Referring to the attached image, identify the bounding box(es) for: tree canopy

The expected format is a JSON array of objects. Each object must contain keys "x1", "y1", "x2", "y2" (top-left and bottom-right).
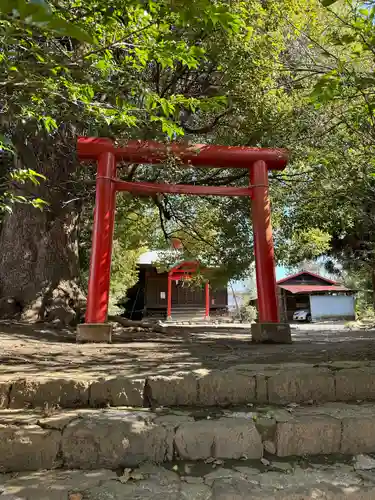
[
  {"x1": 1, "y1": 0, "x2": 375, "y2": 321},
  {"x1": 277, "y1": 0, "x2": 375, "y2": 303}
]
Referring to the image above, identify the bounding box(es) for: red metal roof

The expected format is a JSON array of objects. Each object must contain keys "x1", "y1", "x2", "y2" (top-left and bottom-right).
[
  {"x1": 278, "y1": 284, "x2": 352, "y2": 294},
  {"x1": 277, "y1": 271, "x2": 337, "y2": 285}
]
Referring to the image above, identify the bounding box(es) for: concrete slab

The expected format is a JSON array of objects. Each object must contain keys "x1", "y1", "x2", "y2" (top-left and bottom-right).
[
  {"x1": 76, "y1": 323, "x2": 112, "y2": 343},
  {"x1": 251, "y1": 323, "x2": 292, "y2": 344}
]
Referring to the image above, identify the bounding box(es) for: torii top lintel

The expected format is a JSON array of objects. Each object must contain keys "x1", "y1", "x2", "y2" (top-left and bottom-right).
[{"x1": 77, "y1": 137, "x2": 289, "y2": 171}]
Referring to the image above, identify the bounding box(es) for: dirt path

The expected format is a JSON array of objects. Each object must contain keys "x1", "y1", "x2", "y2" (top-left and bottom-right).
[{"x1": 0, "y1": 321, "x2": 374, "y2": 380}]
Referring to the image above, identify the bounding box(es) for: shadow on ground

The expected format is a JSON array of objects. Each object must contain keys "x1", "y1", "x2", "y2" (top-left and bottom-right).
[{"x1": 0, "y1": 321, "x2": 374, "y2": 379}]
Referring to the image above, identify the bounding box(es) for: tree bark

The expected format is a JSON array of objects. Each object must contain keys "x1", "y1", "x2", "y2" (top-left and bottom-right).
[
  {"x1": 108, "y1": 315, "x2": 193, "y2": 341},
  {"x1": 108, "y1": 315, "x2": 176, "y2": 334},
  {"x1": 0, "y1": 129, "x2": 86, "y2": 324}
]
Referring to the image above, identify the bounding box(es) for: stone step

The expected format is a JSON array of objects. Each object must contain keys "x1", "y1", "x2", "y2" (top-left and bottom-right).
[
  {"x1": 2, "y1": 361, "x2": 375, "y2": 410},
  {"x1": 2, "y1": 403, "x2": 375, "y2": 471},
  {"x1": 2, "y1": 460, "x2": 375, "y2": 499},
  {"x1": 167, "y1": 310, "x2": 208, "y2": 322},
  {"x1": 166, "y1": 318, "x2": 209, "y2": 323}
]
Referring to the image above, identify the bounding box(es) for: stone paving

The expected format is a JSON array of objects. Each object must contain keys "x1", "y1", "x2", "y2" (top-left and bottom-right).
[
  {"x1": 2, "y1": 461, "x2": 375, "y2": 499},
  {"x1": 3, "y1": 324, "x2": 375, "y2": 497},
  {"x1": 2, "y1": 404, "x2": 375, "y2": 471},
  {"x1": 2, "y1": 361, "x2": 375, "y2": 410}
]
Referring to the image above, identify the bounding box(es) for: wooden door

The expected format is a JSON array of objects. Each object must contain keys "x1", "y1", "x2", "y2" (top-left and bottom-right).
[{"x1": 172, "y1": 281, "x2": 205, "y2": 306}]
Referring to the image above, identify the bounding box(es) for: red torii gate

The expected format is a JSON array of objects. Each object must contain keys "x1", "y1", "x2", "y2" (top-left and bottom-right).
[
  {"x1": 76, "y1": 137, "x2": 292, "y2": 343},
  {"x1": 167, "y1": 260, "x2": 209, "y2": 320}
]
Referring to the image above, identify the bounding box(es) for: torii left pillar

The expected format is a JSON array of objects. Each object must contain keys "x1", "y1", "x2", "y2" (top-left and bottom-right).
[{"x1": 76, "y1": 149, "x2": 117, "y2": 343}]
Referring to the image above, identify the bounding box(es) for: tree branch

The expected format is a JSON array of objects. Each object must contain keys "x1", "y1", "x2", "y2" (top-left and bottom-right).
[{"x1": 181, "y1": 109, "x2": 229, "y2": 134}]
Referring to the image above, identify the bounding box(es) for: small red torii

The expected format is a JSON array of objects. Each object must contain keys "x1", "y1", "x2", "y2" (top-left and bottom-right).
[{"x1": 76, "y1": 137, "x2": 292, "y2": 343}]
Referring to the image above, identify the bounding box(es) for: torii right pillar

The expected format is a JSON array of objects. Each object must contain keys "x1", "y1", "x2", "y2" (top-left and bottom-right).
[{"x1": 250, "y1": 160, "x2": 292, "y2": 344}]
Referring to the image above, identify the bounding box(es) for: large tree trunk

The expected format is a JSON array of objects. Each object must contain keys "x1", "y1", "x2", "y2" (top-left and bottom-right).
[{"x1": 0, "y1": 129, "x2": 86, "y2": 324}]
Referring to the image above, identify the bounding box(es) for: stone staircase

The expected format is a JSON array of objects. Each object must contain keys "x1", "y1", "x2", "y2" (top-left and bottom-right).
[
  {"x1": 167, "y1": 306, "x2": 207, "y2": 323},
  {"x1": 3, "y1": 362, "x2": 375, "y2": 498},
  {"x1": 3, "y1": 401, "x2": 375, "y2": 471}
]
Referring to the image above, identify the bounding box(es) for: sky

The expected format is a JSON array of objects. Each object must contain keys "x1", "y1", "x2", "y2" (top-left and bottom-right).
[
  {"x1": 231, "y1": 265, "x2": 288, "y2": 292},
  {"x1": 228, "y1": 265, "x2": 289, "y2": 309}
]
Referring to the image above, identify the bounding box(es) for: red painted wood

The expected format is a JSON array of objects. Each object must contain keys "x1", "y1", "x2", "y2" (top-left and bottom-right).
[
  {"x1": 169, "y1": 260, "x2": 200, "y2": 272},
  {"x1": 115, "y1": 180, "x2": 251, "y2": 197},
  {"x1": 250, "y1": 160, "x2": 279, "y2": 323},
  {"x1": 78, "y1": 136, "x2": 289, "y2": 327},
  {"x1": 169, "y1": 273, "x2": 194, "y2": 280},
  {"x1": 205, "y1": 282, "x2": 210, "y2": 318},
  {"x1": 167, "y1": 275, "x2": 172, "y2": 319},
  {"x1": 77, "y1": 137, "x2": 288, "y2": 171},
  {"x1": 85, "y1": 151, "x2": 117, "y2": 324}
]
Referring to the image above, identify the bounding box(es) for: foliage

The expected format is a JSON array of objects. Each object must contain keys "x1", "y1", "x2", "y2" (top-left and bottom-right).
[
  {"x1": 169, "y1": 0, "x2": 374, "y2": 307},
  {"x1": 239, "y1": 303, "x2": 257, "y2": 323},
  {"x1": 0, "y1": 0, "x2": 242, "y2": 215},
  {"x1": 0, "y1": 0, "x2": 92, "y2": 212},
  {"x1": 127, "y1": 0, "x2": 326, "y2": 282},
  {"x1": 309, "y1": 0, "x2": 375, "y2": 141},
  {"x1": 0, "y1": 0, "x2": 242, "y2": 139},
  {"x1": 5, "y1": 0, "x2": 375, "y2": 313},
  {"x1": 277, "y1": 229, "x2": 332, "y2": 267},
  {"x1": 79, "y1": 194, "x2": 159, "y2": 301},
  {"x1": 0, "y1": 166, "x2": 47, "y2": 215},
  {"x1": 341, "y1": 267, "x2": 373, "y2": 318},
  {"x1": 268, "y1": 0, "x2": 375, "y2": 297},
  {"x1": 0, "y1": 0, "x2": 92, "y2": 41},
  {"x1": 109, "y1": 197, "x2": 159, "y2": 305},
  {"x1": 151, "y1": 195, "x2": 254, "y2": 285}
]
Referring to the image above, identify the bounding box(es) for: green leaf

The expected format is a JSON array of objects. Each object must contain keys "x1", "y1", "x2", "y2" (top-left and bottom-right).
[
  {"x1": 0, "y1": 0, "x2": 18, "y2": 15},
  {"x1": 11, "y1": 169, "x2": 46, "y2": 185},
  {"x1": 31, "y1": 198, "x2": 49, "y2": 210},
  {"x1": 320, "y1": 0, "x2": 338, "y2": 6},
  {"x1": 359, "y1": 8, "x2": 369, "y2": 17},
  {"x1": 160, "y1": 98, "x2": 170, "y2": 117},
  {"x1": 351, "y1": 42, "x2": 364, "y2": 55},
  {"x1": 29, "y1": 170, "x2": 46, "y2": 181},
  {"x1": 43, "y1": 18, "x2": 93, "y2": 43},
  {"x1": 3, "y1": 0, "x2": 93, "y2": 42},
  {"x1": 13, "y1": 195, "x2": 27, "y2": 202},
  {"x1": 95, "y1": 59, "x2": 108, "y2": 71},
  {"x1": 340, "y1": 34, "x2": 356, "y2": 45},
  {"x1": 0, "y1": 134, "x2": 13, "y2": 153},
  {"x1": 40, "y1": 116, "x2": 57, "y2": 133}
]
